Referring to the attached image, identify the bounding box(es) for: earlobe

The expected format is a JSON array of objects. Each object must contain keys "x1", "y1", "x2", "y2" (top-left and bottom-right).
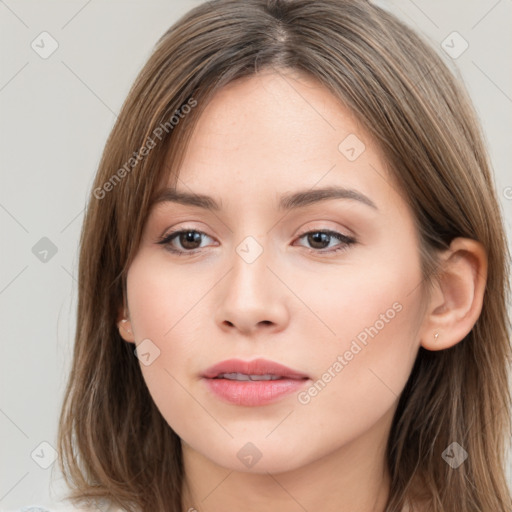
[
  {"x1": 420, "y1": 237, "x2": 487, "y2": 352},
  {"x1": 117, "y1": 306, "x2": 136, "y2": 344}
]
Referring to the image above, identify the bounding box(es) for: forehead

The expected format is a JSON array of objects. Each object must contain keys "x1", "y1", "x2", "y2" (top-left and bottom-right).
[
  {"x1": 182, "y1": 70, "x2": 364, "y2": 167},
  {"x1": 162, "y1": 70, "x2": 401, "y2": 216}
]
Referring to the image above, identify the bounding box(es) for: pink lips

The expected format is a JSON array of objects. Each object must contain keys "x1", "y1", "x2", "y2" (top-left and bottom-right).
[{"x1": 201, "y1": 358, "x2": 310, "y2": 406}]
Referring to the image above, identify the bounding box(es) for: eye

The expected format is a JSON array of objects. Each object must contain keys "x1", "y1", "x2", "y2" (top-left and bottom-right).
[
  {"x1": 156, "y1": 228, "x2": 215, "y2": 255},
  {"x1": 294, "y1": 229, "x2": 356, "y2": 255},
  {"x1": 156, "y1": 227, "x2": 356, "y2": 256}
]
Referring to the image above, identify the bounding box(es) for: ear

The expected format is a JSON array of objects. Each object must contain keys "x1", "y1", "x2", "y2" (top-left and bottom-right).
[
  {"x1": 419, "y1": 237, "x2": 488, "y2": 351},
  {"x1": 117, "y1": 303, "x2": 135, "y2": 344}
]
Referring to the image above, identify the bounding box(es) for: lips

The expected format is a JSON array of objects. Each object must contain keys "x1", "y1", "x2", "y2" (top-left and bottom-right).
[
  {"x1": 201, "y1": 358, "x2": 310, "y2": 406},
  {"x1": 201, "y1": 358, "x2": 309, "y2": 380}
]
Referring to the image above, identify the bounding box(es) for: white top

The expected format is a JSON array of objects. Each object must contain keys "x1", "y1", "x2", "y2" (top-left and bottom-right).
[
  {"x1": 7, "y1": 506, "x2": 123, "y2": 512},
  {"x1": 10, "y1": 502, "x2": 414, "y2": 512}
]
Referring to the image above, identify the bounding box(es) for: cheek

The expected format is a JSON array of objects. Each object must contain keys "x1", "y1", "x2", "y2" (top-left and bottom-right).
[
  {"x1": 294, "y1": 249, "x2": 424, "y2": 431},
  {"x1": 300, "y1": 245, "x2": 423, "y2": 354},
  {"x1": 125, "y1": 253, "x2": 216, "y2": 429},
  {"x1": 126, "y1": 251, "x2": 210, "y2": 341}
]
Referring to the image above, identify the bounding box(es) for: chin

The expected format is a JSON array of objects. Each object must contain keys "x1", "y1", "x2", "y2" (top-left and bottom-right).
[{"x1": 191, "y1": 436, "x2": 317, "y2": 475}]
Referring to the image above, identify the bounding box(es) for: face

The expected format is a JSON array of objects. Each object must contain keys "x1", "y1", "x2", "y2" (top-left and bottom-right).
[{"x1": 120, "y1": 69, "x2": 428, "y2": 474}]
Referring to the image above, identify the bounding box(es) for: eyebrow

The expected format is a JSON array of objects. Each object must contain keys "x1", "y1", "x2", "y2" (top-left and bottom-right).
[{"x1": 151, "y1": 186, "x2": 378, "y2": 211}]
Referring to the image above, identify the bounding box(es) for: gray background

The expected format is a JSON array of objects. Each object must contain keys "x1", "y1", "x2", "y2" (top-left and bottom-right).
[{"x1": 1, "y1": 0, "x2": 511, "y2": 508}]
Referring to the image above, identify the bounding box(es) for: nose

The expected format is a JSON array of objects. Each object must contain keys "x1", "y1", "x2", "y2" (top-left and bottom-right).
[{"x1": 214, "y1": 242, "x2": 290, "y2": 336}]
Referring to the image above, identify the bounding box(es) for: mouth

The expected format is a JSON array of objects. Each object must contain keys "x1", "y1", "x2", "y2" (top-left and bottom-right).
[
  {"x1": 214, "y1": 372, "x2": 288, "y2": 381},
  {"x1": 201, "y1": 358, "x2": 310, "y2": 406}
]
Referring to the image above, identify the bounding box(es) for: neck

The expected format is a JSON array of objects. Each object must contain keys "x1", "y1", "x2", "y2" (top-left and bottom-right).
[{"x1": 181, "y1": 414, "x2": 392, "y2": 512}]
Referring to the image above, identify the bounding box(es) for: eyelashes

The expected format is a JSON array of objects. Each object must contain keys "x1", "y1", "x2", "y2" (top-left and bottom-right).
[
  {"x1": 157, "y1": 229, "x2": 213, "y2": 256},
  {"x1": 155, "y1": 228, "x2": 356, "y2": 257}
]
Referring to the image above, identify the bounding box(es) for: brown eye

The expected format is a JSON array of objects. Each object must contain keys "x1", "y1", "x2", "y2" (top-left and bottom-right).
[
  {"x1": 156, "y1": 229, "x2": 213, "y2": 255},
  {"x1": 176, "y1": 231, "x2": 203, "y2": 250},
  {"x1": 306, "y1": 232, "x2": 332, "y2": 249},
  {"x1": 295, "y1": 230, "x2": 356, "y2": 255}
]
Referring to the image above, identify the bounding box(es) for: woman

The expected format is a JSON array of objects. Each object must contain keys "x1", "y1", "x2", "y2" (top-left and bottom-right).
[{"x1": 52, "y1": 0, "x2": 512, "y2": 510}]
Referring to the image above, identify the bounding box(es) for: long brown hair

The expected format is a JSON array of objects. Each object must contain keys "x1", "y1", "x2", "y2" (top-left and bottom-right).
[{"x1": 57, "y1": 1, "x2": 512, "y2": 510}]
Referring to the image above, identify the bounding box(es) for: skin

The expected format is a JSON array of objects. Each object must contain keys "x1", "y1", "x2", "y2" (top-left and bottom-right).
[{"x1": 117, "y1": 69, "x2": 487, "y2": 512}]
